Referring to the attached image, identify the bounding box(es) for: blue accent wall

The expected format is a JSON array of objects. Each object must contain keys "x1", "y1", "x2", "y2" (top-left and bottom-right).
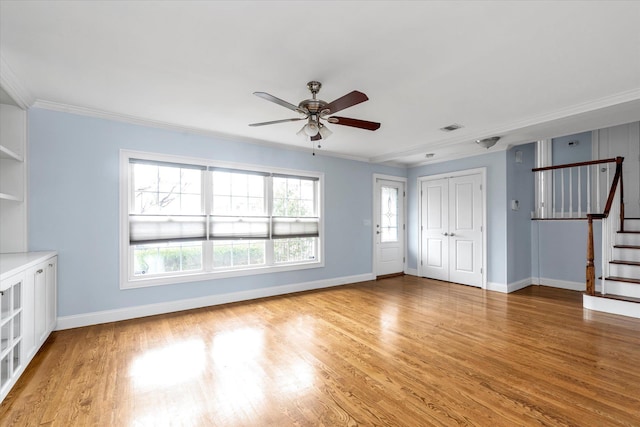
[{"x1": 28, "y1": 108, "x2": 405, "y2": 317}]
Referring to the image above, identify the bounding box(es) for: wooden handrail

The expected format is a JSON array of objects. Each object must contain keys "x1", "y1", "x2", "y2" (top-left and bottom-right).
[
  {"x1": 585, "y1": 156, "x2": 624, "y2": 296},
  {"x1": 532, "y1": 157, "x2": 618, "y2": 172}
]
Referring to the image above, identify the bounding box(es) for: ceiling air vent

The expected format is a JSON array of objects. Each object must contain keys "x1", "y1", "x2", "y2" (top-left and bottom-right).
[{"x1": 440, "y1": 123, "x2": 463, "y2": 132}]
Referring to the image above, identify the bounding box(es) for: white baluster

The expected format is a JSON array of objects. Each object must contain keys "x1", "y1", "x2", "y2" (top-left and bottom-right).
[
  {"x1": 569, "y1": 167, "x2": 573, "y2": 217},
  {"x1": 577, "y1": 166, "x2": 581, "y2": 218},
  {"x1": 587, "y1": 166, "x2": 591, "y2": 214},
  {"x1": 561, "y1": 169, "x2": 565, "y2": 218}
]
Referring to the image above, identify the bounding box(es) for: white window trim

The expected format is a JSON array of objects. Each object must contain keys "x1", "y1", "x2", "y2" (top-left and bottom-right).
[{"x1": 119, "y1": 149, "x2": 325, "y2": 289}]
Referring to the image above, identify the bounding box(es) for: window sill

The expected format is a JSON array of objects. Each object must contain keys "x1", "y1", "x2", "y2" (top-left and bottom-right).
[{"x1": 121, "y1": 259, "x2": 324, "y2": 290}]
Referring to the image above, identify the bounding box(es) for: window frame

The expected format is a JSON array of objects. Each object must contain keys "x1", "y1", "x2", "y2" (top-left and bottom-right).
[{"x1": 120, "y1": 149, "x2": 324, "y2": 289}]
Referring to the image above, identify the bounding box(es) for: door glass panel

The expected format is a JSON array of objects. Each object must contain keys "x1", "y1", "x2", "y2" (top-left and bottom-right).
[{"x1": 381, "y1": 186, "x2": 398, "y2": 242}]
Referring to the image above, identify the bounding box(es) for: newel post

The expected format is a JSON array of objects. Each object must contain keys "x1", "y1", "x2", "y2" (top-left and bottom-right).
[{"x1": 586, "y1": 215, "x2": 595, "y2": 296}]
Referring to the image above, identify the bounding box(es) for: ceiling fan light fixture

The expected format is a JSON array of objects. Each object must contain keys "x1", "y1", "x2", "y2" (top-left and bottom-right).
[
  {"x1": 318, "y1": 124, "x2": 332, "y2": 140},
  {"x1": 476, "y1": 136, "x2": 500, "y2": 149},
  {"x1": 304, "y1": 121, "x2": 319, "y2": 136},
  {"x1": 297, "y1": 125, "x2": 308, "y2": 138}
]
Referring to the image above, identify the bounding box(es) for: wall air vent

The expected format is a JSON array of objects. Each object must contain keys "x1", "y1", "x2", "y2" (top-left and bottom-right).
[{"x1": 440, "y1": 123, "x2": 463, "y2": 132}]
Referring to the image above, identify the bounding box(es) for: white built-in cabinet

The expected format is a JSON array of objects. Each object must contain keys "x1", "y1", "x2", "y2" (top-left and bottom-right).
[
  {"x1": 0, "y1": 252, "x2": 57, "y2": 403},
  {"x1": 0, "y1": 103, "x2": 28, "y2": 253}
]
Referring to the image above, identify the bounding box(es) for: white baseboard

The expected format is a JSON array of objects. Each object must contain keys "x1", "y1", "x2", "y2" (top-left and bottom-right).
[
  {"x1": 583, "y1": 294, "x2": 640, "y2": 319},
  {"x1": 486, "y1": 281, "x2": 508, "y2": 293},
  {"x1": 405, "y1": 268, "x2": 419, "y2": 276},
  {"x1": 538, "y1": 277, "x2": 586, "y2": 292},
  {"x1": 56, "y1": 273, "x2": 375, "y2": 330},
  {"x1": 508, "y1": 278, "x2": 534, "y2": 293},
  {"x1": 486, "y1": 278, "x2": 534, "y2": 293}
]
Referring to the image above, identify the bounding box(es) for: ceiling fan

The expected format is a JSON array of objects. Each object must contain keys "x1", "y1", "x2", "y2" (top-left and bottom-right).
[{"x1": 249, "y1": 81, "x2": 381, "y2": 142}]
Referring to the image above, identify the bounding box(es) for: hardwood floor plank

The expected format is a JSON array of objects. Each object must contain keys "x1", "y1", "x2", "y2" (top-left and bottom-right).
[{"x1": 1, "y1": 277, "x2": 639, "y2": 426}]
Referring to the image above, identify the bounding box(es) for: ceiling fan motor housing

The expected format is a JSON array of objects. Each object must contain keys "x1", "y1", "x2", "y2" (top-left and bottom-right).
[{"x1": 300, "y1": 81, "x2": 328, "y2": 115}]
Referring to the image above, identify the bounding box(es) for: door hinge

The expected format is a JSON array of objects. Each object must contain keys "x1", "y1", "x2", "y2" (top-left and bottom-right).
[
  {"x1": 480, "y1": 226, "x2": 483, "y2": 232},
  {"x1": 403, "y1": 257, "x2": 405, "y2": 263},
  {"x1": 481, "y1": 268, "x2": 483, "y2": 274},
  {"x1": 403, "y1": 191, "x2": 406, "y2": 197},
  {"x1": 403, "y1": 224, "x2": 405, "y2": 230},
  {"x1": 421, "y1": 260, "x2": 423, "y2": 266},
  {"x1": 480, "y1": 184, "x2": 483, "y2": 191}
]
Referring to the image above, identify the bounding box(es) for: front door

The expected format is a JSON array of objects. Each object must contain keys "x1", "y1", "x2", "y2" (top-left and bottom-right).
[{"x1": 374, "y1": 178, "x2": 405, "y2": 276}]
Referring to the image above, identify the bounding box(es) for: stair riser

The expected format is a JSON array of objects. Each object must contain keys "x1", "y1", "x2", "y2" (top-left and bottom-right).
[
  {"x1": 602, "y1": 280, "x2": 640, "y2": 299},
  {"x1": 608, "y1": 263, "x2": 640, "y2": 278},
  {"x1": 623, "y1": 220, "x2": 640, "y2": 232},
  {"x1": 613, "y1": 248, "x2": 640, "y2": 262},
  {"x1": 617, "y1": 233, "x2": 640, "y2": 246}
]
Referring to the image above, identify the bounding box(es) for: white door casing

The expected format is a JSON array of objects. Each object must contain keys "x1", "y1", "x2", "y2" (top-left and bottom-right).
[
  {"x1": 419, "y1": 170, "x2": 485, "y2": 288},
  {"x1": 374, "y1": 176, "x2": 406, "y2": 276}
]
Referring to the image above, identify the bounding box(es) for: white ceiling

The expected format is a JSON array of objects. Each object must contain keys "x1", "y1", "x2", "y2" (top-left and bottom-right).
[{"x1": 1, "y1": 1, "x2": 639, "y2": 166}]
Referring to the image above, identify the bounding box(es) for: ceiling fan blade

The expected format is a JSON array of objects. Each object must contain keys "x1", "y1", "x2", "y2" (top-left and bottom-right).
[
  {"x1": 253, "y1": 92, "x2": 307, "y2": 114},
  {"x1": 329, "y1": 116, "x2": 381, "y2": 131},
  {"x1": 323, "y1": 91, "x2": 369, "y2": 114},
  {"x1": 249, "y1": 117, "x2": 305, "y2": 127}
]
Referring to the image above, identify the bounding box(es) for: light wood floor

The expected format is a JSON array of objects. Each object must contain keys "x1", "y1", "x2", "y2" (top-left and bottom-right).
[{"x1": 1, "y1": 276, "x2": 640, "y2": 426}]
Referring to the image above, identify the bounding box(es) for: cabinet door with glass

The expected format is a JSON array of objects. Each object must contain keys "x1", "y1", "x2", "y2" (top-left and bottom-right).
[{"x1": 0, "y1": 272, "x2": 24, "y2": 401}]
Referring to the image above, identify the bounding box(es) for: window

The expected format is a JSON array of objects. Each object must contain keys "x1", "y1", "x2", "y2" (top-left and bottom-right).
[{"x1": 121, "y1": 151, "x2": 323, "y2": 288}]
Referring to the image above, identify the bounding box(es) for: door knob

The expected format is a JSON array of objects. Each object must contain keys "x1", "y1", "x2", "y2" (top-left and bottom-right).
[
  {"x1": 450, "y1": 233, "x2": 455, "y2": 237},
  {"x1": 443, "y1": 232, "x2": 449, "y2": 236}
]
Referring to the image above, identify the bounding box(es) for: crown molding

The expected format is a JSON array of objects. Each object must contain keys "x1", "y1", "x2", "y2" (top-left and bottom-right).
[
  {"x1": 0, "y1": 56, "x2": 35, "y2": 109},
  {"x1": 371, "y1": 87, "x2": 640, "y2": 164},
  {"x1": 31, "y1": 99, "x2": 379, "y2": 165}
]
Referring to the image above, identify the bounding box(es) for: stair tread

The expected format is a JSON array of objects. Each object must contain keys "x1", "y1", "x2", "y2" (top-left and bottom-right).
[
  {"x1": 614, "y1": 245, "x2": 640, "y2": 249},
  {"x1": 617, "y1": 230, "x2": 640, "y2": 234},
  {"x1": 610, "y1": 260, "x2": 640, "y2": 266},
  {"x1": 604, "y1": 276, "x2": 640, "y2": 284},
  {"x1": 593, "y1": 292, "x2": 640, "y2": 304}
]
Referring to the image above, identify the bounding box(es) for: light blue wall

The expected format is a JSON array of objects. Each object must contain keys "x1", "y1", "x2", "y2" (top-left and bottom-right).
[
  {"x1": 506, "y1": 143, "x2": 535, "y2": 283},
  {"x1": 532, "y1": 220, "x2": 601, "y2": 283},
  {"x1": 407, "y1": 151, "x2": 508, "y2": 285},
  {"x1": 28, "y1": 108, "x2": 405, "y2": 317},
  {"x1": 552, "y1": 131, "x2": 592, "y2": 165},
  {"x1": 551, "y1": 131, "x2": 593, "y2": 213},
  {"x1": 532, "y1": 130, "x2": 600, "y2": 287}
]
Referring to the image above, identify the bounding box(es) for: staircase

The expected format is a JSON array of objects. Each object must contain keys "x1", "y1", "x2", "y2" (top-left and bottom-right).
[
  {"x1": 605, "y1": 218, "x2": 640, "y2": 298},
  {"x1": 585, "y1": 218, "x2": 640, "y2": 318}
]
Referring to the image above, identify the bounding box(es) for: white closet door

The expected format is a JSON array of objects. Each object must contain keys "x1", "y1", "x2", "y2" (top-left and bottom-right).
[
  {"x1": 421, "y1": 173, "x2": 483, "y2": 287},
  {"x1": 448, "y1": 174, "x2": 483, "y2": 287},
  {"x1": 421, "y1": 178, "x2": 449, "y2": 281}
]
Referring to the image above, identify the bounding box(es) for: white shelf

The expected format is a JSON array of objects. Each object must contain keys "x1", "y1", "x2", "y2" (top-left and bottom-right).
[{"x1": 0, "y1": 145, "x2": 23, "y2": 162}]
